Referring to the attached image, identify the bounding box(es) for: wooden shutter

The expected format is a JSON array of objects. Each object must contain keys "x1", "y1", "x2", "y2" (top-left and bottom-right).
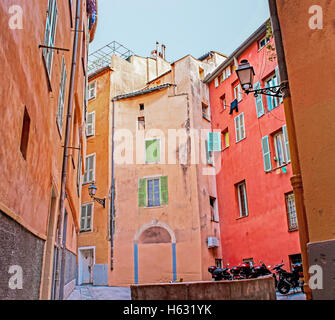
[
  {"x1": 86, "y1": 204, "x2": 92, "y2": 231},
  {"x1": 266, "y1": 80, "x2": 273, "y2": 111},
  {"x1": 254, "y1": 82, "x2": 264, "y2": 118},
  {"x1": 80, "y1": 205, "x2": 86, "y2": 230},
  {"x1": 160, "y1": 176, "x2": 168, "y2": 205},
  {"x1": 86, "y1": 112, "x2": 95, "y2": 136},
  {"x1": 282, "y1": 125, "x2": 291, "y2": 162},
  {"x1": 235, "y1": 116, "x2": 240, "y2": 142},
  {"x1": 240, "y1": 113, "x2": 245, "y2": 139},
  {"x1": 214, "y1": 77, "x2": 219, "y2": 88},
  {"x1": 261, "y1": 136, "x2": 272, "y2": 172},
  {"x1": 138, "y1": 178, "x2": 146, "y2": 207}
]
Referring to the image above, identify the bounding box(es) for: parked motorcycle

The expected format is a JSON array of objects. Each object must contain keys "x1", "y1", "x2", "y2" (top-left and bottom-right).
[
  {"x1": 208, "y1": 265, "x2": 232, "y2": 281},
  {"x1": 272, "y1": 262, "x2": 304, "y2": 294}
]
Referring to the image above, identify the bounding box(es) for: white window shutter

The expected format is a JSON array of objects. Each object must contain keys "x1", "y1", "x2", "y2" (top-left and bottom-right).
[
  {"x1": 214, "y1": 77, "x2": 219, "y2": 88},
  {"x1": 254, "y1": 82, "x2": 264, "y2": 117},
  {"x1": 86, "y1": 112, "x2": 95, "y2": 136}
]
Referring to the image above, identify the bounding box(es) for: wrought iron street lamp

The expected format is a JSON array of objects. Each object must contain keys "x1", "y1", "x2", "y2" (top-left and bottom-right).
[
  {"x1": 88, "y1": 182, "x2": 105, "y2": 208},
  {"x1": 236, "y1": 59, "x2": 285, "y2": 98}
]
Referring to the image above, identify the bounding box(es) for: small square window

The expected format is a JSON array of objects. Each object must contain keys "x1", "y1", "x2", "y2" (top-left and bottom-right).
[
  {"x1": 140, "y1": 103, "x2": 144, "y2": 111},
  {"x1": 202, "y1": 103, "x2": 210, "y2": 121}
]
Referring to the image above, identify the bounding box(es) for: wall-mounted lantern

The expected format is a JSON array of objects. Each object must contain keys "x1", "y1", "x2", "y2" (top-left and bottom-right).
[
  {"x1": 88, "y1": 182, "x2": 105, "y2": 208},
  {"x1": 236, "y1": 59, "x2": 286, "y2": 97}
]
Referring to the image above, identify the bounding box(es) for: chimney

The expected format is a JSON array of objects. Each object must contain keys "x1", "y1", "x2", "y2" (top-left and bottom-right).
[{"x1": 161, "y1": 44, "x2": 166, "y2": 60}]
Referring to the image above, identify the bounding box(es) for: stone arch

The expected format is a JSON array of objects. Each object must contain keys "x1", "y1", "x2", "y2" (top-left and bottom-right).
[
  {"x1": 134, "y1": 219, "x2": 176, "y2": 244},
  {"x1": 133, "y1": 219, "x2": 177, "y2": 284}
]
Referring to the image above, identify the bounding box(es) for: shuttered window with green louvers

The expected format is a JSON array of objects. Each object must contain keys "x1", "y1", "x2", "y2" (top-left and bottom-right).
[
  {"x1": 138, "y1": 176, "x2": 168, "y2": 207},
  {"x1": 145, "y1": 139, "x2": 160, "y2": 163}
]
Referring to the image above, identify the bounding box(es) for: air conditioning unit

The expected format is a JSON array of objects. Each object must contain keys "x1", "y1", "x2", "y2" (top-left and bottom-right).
[{"x1": 207, "y1": 237, "x2": 219, "y2": 248}]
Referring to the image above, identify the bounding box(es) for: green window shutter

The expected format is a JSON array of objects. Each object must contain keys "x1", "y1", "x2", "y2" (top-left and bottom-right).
[
  {"x1": 145, "y1": 139, "x2": 160, "y2": 163},
  {"x1": 282, "y1": 125, "x2": 291, "y2": 162},
  {"x1": 208, "y1": 132, "x2": 221, "y2": 152},
  {"x1": 160, "y1": 176, "x2": 168, "y2": 205},
  {"x1": 261, "y1": 136, "x2": 272, "y2": 172},
  {"x1": 138, "y1": 178, "x2": 146, "y2": 207},
  {"x1": 266, "y1": 81, "x2": 273, "y2": 111},
  {"x1": 254, "y1": 82, "x2": 264, "y2": 118}
]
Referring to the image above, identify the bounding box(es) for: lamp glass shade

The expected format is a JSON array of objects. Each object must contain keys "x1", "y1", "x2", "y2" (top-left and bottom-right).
[
  {"x1": 88, "y1": 183, "x2": 97, "y2": 197},
  {"x1": 236, "y1": 60, "x2": 255, "y2": 90}
]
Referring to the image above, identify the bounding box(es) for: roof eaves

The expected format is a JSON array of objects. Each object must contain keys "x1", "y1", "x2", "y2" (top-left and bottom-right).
[
  {"x1": 203, "y1": 21, "x2": 268, "y2": 83},
  {"x1": 113, "y1": 83, "x2": 176, "y2": 101}
]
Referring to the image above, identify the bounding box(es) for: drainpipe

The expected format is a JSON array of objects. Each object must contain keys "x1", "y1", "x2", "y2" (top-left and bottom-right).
[
  {"x1": 110, "y1": 98, "x2": 116, "y2": 270},
  {"x1": 268, "y1": 0, "x2": 312, "y2": 300},
  {"x1": 57, "y1": 0, "x2": 81, "y2": 300}
]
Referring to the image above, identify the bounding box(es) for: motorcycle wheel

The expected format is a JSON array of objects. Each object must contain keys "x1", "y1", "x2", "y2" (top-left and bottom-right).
[{"x1": 278, "y1": 281, "x2": 291, "y2": 295}]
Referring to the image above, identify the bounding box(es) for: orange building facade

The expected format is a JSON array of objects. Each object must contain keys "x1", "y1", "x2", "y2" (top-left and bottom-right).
[
  {"x1": 273, "y1": 0, "x2": 335, "y2": 299},
  {"x1": 78, "y1": 48, "x2": 227, "y2": 286},
  {"x1": 0, "y1": 0, "x2": 97, "y2": 299}
]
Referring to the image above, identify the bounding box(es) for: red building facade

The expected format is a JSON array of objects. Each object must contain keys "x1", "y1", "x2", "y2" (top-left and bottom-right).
[{"x1": 205, "y1": 22, "x2": 301, "y2": 269}]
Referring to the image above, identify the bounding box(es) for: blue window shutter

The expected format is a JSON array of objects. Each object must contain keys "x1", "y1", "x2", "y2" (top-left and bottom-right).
[
  {"x1": 275, "y1": 66, "x2": 283, "y2": 103},
  {"x1": 208, "y1": 132, "x2": 221, "y2": 152},
  {"x1": 261, "y1": 136, "x2": 272, "y2": 172},
  {"x1": 254, "y1": 82, "x2": 264, "y2": 117},
  {"x1": 282, "y1": 125, "x2": 291, "y2": 162},
  {"x1": 266, "y1": 81, "x2": 273, "y2": 111}
]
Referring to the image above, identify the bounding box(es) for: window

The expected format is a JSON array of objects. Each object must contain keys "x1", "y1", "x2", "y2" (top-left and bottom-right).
[
  {"x1": 139, "y1": 103, "x2": 144, "y2": 111},
  {"x1": 237, "y1": 181, "x2": 248, "y2": 218},
  {"x1": 286, "y1": 192, "x2": 298, "y2": 231},
  {"x1": 234, "y1": 113, "x2": 245, "y2": 142},
  {"x1": 220, "y1": 94, "x2": 226, "y2": 111},
  {"x1": 86, "y1": 112, "x2": 95, "y2": 136},
  {"x1": 145, "y1": 139, "x2": 160, "y2": 163},
  {"x1": 289, "y1": 254, "x2": 302, "y2": 271},
  {"x1": 88, "y1": 81, "x2": 96, "y2": 100},
  {"x1": 57, "y1": 57, "x2": 67, "y2": 133},
  {"x1": 215, "y1": 259, "x2": 222, "y2": 268},
  {"x1": 202, "y1": 103, "x2": 210, "y2": 121},
  {"x1": 265, "y1": 73, "x2": 279, "y2": 110},
  {"x1": 80, "y1": 203, "x2": 93, "y2": 232},
  {"x1": 233, "y1": 83, "x2": 242, "y2": 102},
  {"x1": 258, "y1": 35, "x2": 270, "y2": 50},
  {"x1": 83, "y1": 154, "x2": 95, "y2": 184},
  {"x1": 225, "y1": 66, "x2": 231, "y2": 79},
  {"x1": 210, "y1": 197, "x2": 219, "y2": 222},
  {"x1": 43, "y1": 0, "x2": 58, "y2": 77},
  {"x1": 138, "y1": 176, "x2": 168, "y2": 207},
  {"x1": 138, "y1": 116, "x2": 145, "y2": 130},
  {"x1": 273, "y1": 131, "x2": 289, "y2": 167},
  {"x1": 222, "y1": 129, "x2": 229, "y2": 149},
  {"x1": 20, "y1": 107, "x2": 30, "y2": 160}
]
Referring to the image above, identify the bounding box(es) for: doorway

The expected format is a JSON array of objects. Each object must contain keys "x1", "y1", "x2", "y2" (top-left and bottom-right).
[{"x1": 79, "y1": 248, "x2": 94, "y2": 285}]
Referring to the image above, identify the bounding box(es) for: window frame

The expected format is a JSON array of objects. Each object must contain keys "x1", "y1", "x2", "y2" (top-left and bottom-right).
[
  {"x1": 236, "y1": 181, "x2": 249, "y2": 218},
  {"x1": 273, "y1": 131, "x2": 288, "y2": 167},
  {"x1": 265, "y1": 73, "x2": 280, "y2": 111},
  {"x1": 147, "y1": 178, "x2": 161, "y2": 208},
  {"x1": 233, "y1": 83, "x2": 242, "y2": 102},
  {"x1": 285, "y1": 192, "x2": 298, "y2": 231},
  {"x1": 258, "y1": 35, "x2": 270, "y2": 51},
  {"x1": 210, "y1": 196, "x2": 219, "y2": 222}
]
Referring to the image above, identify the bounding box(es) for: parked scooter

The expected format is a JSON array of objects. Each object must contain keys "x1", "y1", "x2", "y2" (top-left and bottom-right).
[
  {"x1": 272, "y1": 262, "x2": 304, "y2": 294},
  {"x1": 208, "y1": 265, "x2": 232, "y2": 281},
  {"x1": 251, "y1": 261, "x2": 272, "y2": 278}
]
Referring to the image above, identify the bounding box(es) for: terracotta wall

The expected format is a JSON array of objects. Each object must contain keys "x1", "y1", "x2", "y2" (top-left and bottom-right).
[{"x1": 208, "y1": 30, "x2": 301, "y2": 268}]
